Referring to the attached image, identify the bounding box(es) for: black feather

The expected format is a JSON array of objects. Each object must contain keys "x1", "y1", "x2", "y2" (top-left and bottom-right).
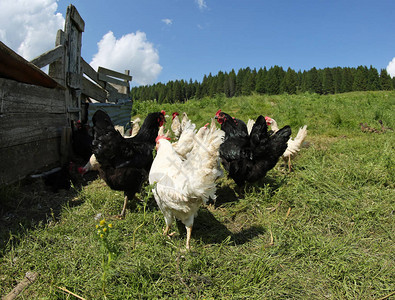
[
  {"x1": 217, "y1": 111, "x2": 291, "y2": 186},
  {"x1": 91, "y1": 110, "x2": 164, "y2": 214}
]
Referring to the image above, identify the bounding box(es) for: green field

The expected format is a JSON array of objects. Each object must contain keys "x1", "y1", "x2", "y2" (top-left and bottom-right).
[{"x1": 1, "y1": 91, "x2": 394, "y2": 299}]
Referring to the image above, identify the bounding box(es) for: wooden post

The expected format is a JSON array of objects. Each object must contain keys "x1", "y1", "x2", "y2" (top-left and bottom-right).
[{"x1": 64, "y1": 4, "x2": 85, "y2": 122}]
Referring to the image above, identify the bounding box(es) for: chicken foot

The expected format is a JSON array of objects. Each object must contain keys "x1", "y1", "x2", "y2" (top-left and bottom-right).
[{"x1": 163, "y1": 225, "x2": 176, "y2": 237}]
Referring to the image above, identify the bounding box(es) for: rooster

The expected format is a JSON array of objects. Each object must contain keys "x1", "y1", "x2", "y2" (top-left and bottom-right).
[
  {"x1": 149, "y1": 119, "x2": 224, "y2": 249},
  {"x1": 91, "y1": 109, "x2": 165, "y2": 218},
  {"x1": 215, "y1": 110, "x2": 291, "y2": 186},
  {"x1": 265, "y1": 117, "x2": 308, "y2": 172}
]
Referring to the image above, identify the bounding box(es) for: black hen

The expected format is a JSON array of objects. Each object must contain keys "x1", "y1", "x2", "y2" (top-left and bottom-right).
[
  {"x1": 92, "y1": 109, "x2": 165, "y2": 218},
  {"x1": 215, "y1": 110, "x2": 291, "y2": 186},
  {"x1": 71, "y1": 120, "x2": 93, "y2": 163}
]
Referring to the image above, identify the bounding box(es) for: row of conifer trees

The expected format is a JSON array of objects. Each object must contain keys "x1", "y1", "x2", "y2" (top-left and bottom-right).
[{"x1": 131, "y1": 65, "x2": 395, "y2": 103}]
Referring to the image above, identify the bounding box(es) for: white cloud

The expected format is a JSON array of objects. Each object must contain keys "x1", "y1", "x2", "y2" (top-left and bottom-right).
[
  {"x1": 195, "y1": 0, "x2": 207, "y2": 10},
  {"x1": 162, "y1": 18, "x2": 173, "y2": 26},
  {"x1": 386, "y1": 57, "x2": 395, "y2": 78},
  {"x1": 90, "y1": 31, "x2": 162, "y2": 86},
  {"x1": 0, "y1": 0, "x2": 64, "y2": 60}
]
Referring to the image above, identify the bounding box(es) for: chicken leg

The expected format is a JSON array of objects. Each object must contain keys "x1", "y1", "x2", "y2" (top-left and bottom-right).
[
  {"x1": 114, "y1": 195, "x2": 128, "y2": 219},
  {"x1": 163, "y1": 225, "x2": 171, "y2": 236},
  {"x1": 185, "y1": 226, "x2": 192, "y2": 250}
]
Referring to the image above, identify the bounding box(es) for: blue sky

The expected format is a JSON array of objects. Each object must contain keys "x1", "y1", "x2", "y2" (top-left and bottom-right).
[{"x1": 1, "y1": 0, "x2": 395, "y2": 86}]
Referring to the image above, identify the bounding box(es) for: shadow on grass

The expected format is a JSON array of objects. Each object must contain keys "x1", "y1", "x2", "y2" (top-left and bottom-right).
[
  {"x1": 176, "y1": 208, "x2": 265, "y2": 247},
  {"x1": 0, "y1": 171, "x2": 95, "y2": 256},
  {"x1": 213, "y1": 173, "x2": 288, "y2": 207}
]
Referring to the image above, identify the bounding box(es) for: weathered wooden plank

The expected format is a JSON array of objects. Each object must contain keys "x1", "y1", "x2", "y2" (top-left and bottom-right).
[
  {"x1": 68, "y1": 4, "x2": 85, "y2": 32},
  {"x1": 98, "y1": 66, "x2": 132, "y2": 81},
  {"x1": 0, "y1": 78, "x2": 66, "y2": 113},
  {"x1": 0, "y1": 138, "x2": 61, "y2": 185},
  {"x1": 81, "y1": 77, "x2": 107, "y2": 102},
  {"x1": 67, "y1": 72, "x2": 82, "y2": 89},
  {"x1": 98, "y1": 73, "x2": 128, "y2": 88},
  {"x1": 65, "y1": 5, "x2": 83, "y2": 90},
  {"x1": 30, "y1": 45, "x2": 64, "y2": 69},
  {"x1": 81, "y1": 58, "x2": 103, "y2": 87},
  {"x1": 49, "y1": 30, "x2": 66, "y2": 86},
  {"x1": 0, "y1": 113, "x2": 68, "y2": 148},
  {"x1": 0, "y1": 41, "x2": 59, "y2": 88},
  {"x1": 107, "y1": 91, "x2": 130, "y2": 103}
]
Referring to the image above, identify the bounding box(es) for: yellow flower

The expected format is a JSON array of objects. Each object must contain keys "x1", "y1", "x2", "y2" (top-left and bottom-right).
[
  {"x1": 96, "y1": 225, "x2": 99, "y2": 229},
  {"x1": 99, "y1": 219, "x2": 106, "y2": 226},
  {"x1": 108, "y1": 223, "x2": 113, "y2": 228},
  {"x1": 100, "y1": 234, "x2": 104, "y2": 238},
  {"x1": 103, "y1": 228, "x2": 107, "y2": 232}
]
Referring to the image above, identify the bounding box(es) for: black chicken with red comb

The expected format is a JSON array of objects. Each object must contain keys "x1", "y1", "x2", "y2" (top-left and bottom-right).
[
  {"x1": 92, "y1": 109, "x2": 165, "y2": 218},
  {"x1": 215, "y1": 110, "x2": 291, "y2": 186}
]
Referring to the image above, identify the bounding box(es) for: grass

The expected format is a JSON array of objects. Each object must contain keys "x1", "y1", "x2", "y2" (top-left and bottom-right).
[{"x1": 0, "y1": 91, "x2": 394, "y2": 299}]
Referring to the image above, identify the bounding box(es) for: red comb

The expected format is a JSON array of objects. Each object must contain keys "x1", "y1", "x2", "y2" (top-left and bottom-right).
[
  {"x1": 172, "y1": 112, "x2": 179, "y2": 120},
  {"x1": 161, "y1": 110, "x2": 166, "y2": 115},
  {"x1": 77, "y1": 166, "x2": 86, "y2": 174},
  {"x1": 155, "y1": 135, "x2": 171, "y2": 143},
  {"x1": 215, "y1": 109, "x2": 221, "y2": 116}
]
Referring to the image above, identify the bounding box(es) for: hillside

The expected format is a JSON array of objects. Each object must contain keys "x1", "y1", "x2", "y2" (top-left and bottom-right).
[{"x1": 0, "y1": 91, "x2": 394, "y2": 299}]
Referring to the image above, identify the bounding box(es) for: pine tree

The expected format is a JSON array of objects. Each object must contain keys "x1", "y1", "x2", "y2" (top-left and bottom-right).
[
  {"x1": 235, "y1": 68, "x2": 247, "y2": 96},
  {"x1": 228, "y1": 69, "x2": 237, "y2": 97},
  {"x1": 367, "y1": 66, "x2": 380, "y2": 91},
  {"x1": 380, "y1": 69, "x2": 393, "y2": 90},
  {"x1": 216, "y1": 71, "x2": 225, "y2": 95},
  {"x1": 341, "y1": 67, "x2": 354, "y2": 92},
  {"x1": 332, "y1": 67, "x2": 343, "y2": 93},
  {"x1": 266, "y1": 65, "x2": 285, "y2": 95},
  {"x1": 242, "y1": 68, "x2": 255, "y2": 95},
  {"x1": 255, "y1": 67, "x2": 267, "y2": 94},
  {"x1": 322, "y1": 68, "x2": 334, "y2": 94},
  {"x1": 282, "y1": 67, "x2": 298, "y2": 94},
  {"x1": 308, "y1": 67, "x2": 322, "y2": 94},
  {"x1": 352, "y1": 66, "x2": 368, "y2": 91}
]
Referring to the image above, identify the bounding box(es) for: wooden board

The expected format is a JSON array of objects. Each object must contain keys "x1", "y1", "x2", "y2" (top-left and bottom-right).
[
  {"x1": 0, "y1": 112, "x2": 68, "y2": 148},
  {"x1": 0, "y1": 78, "x2": 65, "y2": 113},
  {"x1": 0, "y1": 138, "x2": 61, "y2": 185},
  {"x1": 0, "y1": 41, "x2": 59, "y2": 88}
]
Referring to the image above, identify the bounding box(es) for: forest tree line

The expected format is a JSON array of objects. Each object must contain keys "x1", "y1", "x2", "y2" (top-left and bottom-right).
[{"x1": 130, "y1": 65, "x2": 395, "y2": 103}]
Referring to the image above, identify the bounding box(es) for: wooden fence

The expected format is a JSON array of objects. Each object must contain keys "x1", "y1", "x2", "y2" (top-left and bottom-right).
[{"x1": 0, "y1": 4, "x2": 133, "y2": 185}]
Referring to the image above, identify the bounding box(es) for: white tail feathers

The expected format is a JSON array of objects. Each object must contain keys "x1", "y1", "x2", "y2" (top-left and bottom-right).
[
  {"x1": 284, "y1": 125, "x2": 308, "y2": 158},
  {"x1": 247, "y1": 119, "x2": 255, "y2": 135},
  {"x1": 172, "y1": 120, "x2": 196, "y2": 159},
  {"x1": 294, "y1": 125, "x2": 308, "y2": 144},
  {"x1": 185, "y1": 119, "x2": 224, "y2": 202}
]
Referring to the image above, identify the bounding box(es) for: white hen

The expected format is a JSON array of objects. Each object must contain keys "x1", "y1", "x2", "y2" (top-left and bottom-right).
[
  {"x1": 171, "y1": 112, "x2": 181, "y2": 138},
  {"x1": 265, "y1": 116, "x2": 308, "y2": 171},
  {"x1": 149, "y1": 119, "x2": 224, "y2": 249},
  {"x1": 130, "y1": 117, "x2": 141, "y2": 137},
  {"x1": 171, "y1": 112, "x2": 190, "y2": 139}
]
